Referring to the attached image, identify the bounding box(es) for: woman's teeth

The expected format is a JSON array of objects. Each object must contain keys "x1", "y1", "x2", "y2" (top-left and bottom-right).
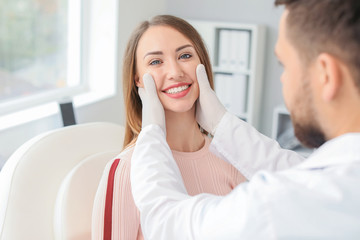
[{"x1": 165, "y1": 85, "x2": 189, "y2": 94}]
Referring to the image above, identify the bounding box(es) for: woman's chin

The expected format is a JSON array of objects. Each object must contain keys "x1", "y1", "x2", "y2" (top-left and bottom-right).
[{"x1": 164, "y1": 104, "x2": 196, "y2": 114}]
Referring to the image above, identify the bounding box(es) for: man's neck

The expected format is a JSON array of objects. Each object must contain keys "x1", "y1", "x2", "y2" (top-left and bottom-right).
[
  {"x1": 322, "y1": 96, "x2": 360, "y2": 140},
  {"x1": 332, "y1": 111, "x2": 360, "y2": 138}
]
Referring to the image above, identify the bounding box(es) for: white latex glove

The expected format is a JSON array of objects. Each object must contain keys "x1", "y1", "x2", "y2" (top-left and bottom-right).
[
  {"x1": 138, "y1": 73, "x2": 166, "y2": 134},
  {"x1": 196, "y1": 64, "x2": 226, "y2": 135}
]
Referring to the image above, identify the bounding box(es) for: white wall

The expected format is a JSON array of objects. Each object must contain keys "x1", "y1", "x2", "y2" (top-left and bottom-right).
[
  {"x1": 166, "y1": 0, "x2": 286, "y2": 136},
  {"x1": 0, "y1": 0, "x2": 166, "y2": 169}
]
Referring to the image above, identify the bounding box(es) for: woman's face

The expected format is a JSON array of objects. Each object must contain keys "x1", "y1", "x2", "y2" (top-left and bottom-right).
[{"x1": 135, "y1": 25, "x2": 201, "y2": 113}]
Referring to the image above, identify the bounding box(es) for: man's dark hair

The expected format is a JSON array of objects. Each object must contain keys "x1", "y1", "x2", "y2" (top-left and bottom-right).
[{"x1": 275, "y1": 0, "x2": 360, "y2": 90}]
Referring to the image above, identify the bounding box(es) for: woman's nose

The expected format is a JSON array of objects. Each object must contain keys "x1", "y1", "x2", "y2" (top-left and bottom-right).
[{"x1": 166, "y1": 60, "x2": 184, "y2": 80}]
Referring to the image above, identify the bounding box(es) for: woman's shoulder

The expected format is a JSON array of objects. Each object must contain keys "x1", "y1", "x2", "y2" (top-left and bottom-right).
[
  {"x1": 117, "y1": 145, "x2": 135, "y2": 161},
  {"x1": 93, "y1": 145, "x2": 141, "y2": 239},
  {"x1": 102, "y1": 145, "x2": 134, "y2": 175}
]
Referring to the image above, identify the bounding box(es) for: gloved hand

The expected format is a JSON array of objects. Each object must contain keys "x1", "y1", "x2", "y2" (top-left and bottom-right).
[
  {"x1": 196, "y1": 64, "x2": 226, "y2": 135},
  {"x1": 138, "y1": 73, "x2": 166, "y2": 134}
]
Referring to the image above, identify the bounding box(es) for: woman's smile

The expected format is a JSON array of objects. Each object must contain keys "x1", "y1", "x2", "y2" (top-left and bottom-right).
[{"x1": 162, "y1": 83, "x2": 192, "y2": 98}]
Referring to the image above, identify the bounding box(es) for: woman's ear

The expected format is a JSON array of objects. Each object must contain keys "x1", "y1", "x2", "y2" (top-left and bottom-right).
[{"x1": 134, "y1": 73, "x2": 143, "y2": 88}]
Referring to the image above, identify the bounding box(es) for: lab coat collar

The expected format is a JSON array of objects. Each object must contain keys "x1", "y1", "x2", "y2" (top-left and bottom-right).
[{"x1": 296, "y1": 132, "x2": 360, "y2": 170}]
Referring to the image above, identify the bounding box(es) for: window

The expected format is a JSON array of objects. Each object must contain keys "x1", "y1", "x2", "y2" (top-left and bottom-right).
[
  {"x1": 0, "y1": 0, "x2": 84, "y2": 115},
  {"x1": 0, "y1": 0, "x2": 118, "y2": 130}
]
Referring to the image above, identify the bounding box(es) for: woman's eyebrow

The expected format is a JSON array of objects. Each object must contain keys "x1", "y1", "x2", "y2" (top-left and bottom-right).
[
  {"x1": 176, "y1": 44, "x2": 193, "y2": 52},
  {"x1": 143, "y1": 44, "x2": 194, "y2": 59},
  {"x1": 143, "y1": 51, "x2": 163, "y2": 59}
]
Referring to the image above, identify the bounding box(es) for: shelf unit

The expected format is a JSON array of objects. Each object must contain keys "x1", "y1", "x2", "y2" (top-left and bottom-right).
[
  {"x1": 188, "y1": 20, "x2": 266, "y2": 129},
  {"x1": 272, "y1": 106, "x2": 314, "y2": 157}
]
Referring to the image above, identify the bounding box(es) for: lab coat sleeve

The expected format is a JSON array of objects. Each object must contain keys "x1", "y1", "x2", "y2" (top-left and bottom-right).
[
  {"x1": 210, "y1": 112, "x2": 304, "y2": 179},
  {"x1": 131, "y1": 125, "x2": 274, "y2": 240},
  {"x1": 131, "y1": 124, "x2": 360, "y2": 240}
]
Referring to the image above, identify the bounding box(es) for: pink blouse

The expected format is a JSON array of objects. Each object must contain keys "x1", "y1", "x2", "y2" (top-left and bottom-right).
[{"x1": 92, "y1": 136, "x2": 246, "y2": 239}]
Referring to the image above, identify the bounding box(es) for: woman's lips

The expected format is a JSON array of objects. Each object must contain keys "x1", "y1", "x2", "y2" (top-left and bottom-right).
[{"x1": 162, "y1": 83, "x2": 192, "y2": 99}]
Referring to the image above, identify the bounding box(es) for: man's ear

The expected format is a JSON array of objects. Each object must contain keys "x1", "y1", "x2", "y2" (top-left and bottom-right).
[
  {"x1": 134, "y1": 73, "x2": 143, "y2": 88},
  {"x1": 316, "y1": 53, "x2": 342, "y2": 102}
]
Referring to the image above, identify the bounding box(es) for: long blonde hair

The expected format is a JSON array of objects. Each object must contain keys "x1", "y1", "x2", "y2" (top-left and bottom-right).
[{"x1": 122, "y1": 15, "x2": 214, "y2": 149}]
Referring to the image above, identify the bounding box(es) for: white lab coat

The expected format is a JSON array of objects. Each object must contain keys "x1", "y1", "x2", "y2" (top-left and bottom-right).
[{"x1": 131, "y1": 112, "x2": 360, "y2": 240}]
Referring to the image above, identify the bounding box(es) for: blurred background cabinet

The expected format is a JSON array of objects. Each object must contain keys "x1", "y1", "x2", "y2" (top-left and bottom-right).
[{"x1": 189, "y1": 20, "x2": 266, "y2": 129}]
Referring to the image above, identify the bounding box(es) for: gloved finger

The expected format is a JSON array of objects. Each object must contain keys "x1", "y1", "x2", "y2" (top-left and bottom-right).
[
  {"x1": 142, "y1": 73, "x2": 158, "y2": 99},
  {"x1": 196, "y1": 64, "x2": 211, "y2": 91},
  {"x1": 138, "y1": 87, "x2": 146, "y2": 102}
]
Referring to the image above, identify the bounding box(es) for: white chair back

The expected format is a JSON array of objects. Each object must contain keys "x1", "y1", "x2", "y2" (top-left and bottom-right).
[
  {"x1": 0, "y1": 122, "x2": 124, "y2": 240},
  {"x1": 54, "y1": 150, "x2": 120, "y2": 240}
]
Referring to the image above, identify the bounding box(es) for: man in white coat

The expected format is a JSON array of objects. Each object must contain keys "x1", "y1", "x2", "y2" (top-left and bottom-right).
[{"x1": 130, "y1": 0, "x2": 360, "y2": 239}]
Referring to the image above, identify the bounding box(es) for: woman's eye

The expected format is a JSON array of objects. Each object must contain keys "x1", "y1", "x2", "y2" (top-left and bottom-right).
[
  {"x1": 150, "y1": 59, "x2": 162, "y2": 65},
  {"x1": 179, "y1": 53, "x2": 192, "y2": 59}
]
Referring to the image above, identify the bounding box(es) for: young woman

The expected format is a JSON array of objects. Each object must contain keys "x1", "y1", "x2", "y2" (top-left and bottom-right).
[{"x1": 92, "y1": 15, "x2": 247, "y2": 240}]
